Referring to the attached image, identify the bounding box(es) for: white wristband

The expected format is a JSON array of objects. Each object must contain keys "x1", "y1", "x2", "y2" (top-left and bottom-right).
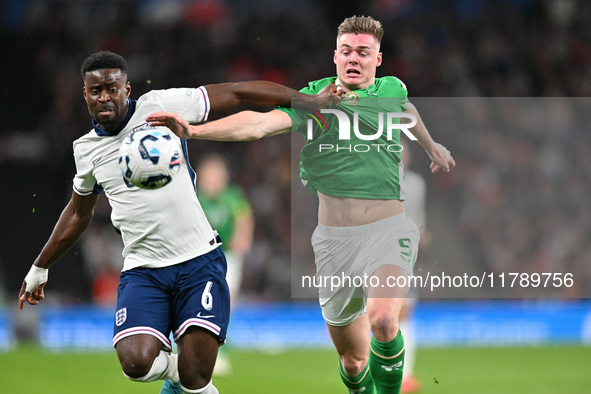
[{"x1": 24, "y1": 265, "x2": 48, "y2": 293}]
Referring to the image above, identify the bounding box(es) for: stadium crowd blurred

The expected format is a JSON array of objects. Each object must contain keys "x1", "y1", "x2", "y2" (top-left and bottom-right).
[{"x1": 1, "y1": 0, "x2": 590, "y2": 304}]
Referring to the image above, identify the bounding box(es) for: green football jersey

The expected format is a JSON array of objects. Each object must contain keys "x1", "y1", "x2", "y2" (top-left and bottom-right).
[
  {"x1": 197, "y1": 185, "x2": 251, "y2": 251},
  {"x1": 280, "y1": 76, "x2": 410, "y2": 200}
]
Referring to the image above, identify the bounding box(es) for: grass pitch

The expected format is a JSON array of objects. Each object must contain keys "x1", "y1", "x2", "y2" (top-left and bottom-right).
[{"x1": 1, "y1": 345, "x2": 590, "y2": 393}]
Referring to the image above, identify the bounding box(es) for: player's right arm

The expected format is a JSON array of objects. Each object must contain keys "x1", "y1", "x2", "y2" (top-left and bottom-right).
[
  {"x1": 18, "y1": 192, "x2": 99, "y2": 309},
  {"x1": 204, "y1": 81, "x2": 343, "y2": 111},
  {"x1": 147, "y1": 109, "x2": 293, "y2": 141}
]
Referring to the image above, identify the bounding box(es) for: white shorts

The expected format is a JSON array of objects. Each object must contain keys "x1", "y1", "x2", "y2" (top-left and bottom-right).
[
  {"x1": 224, "y1": 250, "x2": 244, "y2": 296},
  {"x1": 311, "y1": 212, "x2": 419, "y2": 326}
]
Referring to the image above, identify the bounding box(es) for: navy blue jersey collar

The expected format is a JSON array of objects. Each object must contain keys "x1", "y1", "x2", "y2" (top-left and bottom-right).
[{"x1": 92, "y1": 99, "x2": 137, "y2": 136}]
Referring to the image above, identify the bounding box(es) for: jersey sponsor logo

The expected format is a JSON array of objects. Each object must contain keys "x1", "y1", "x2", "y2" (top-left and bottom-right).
[
  {"x1": 196, "y1": 311, "x2": 216, "y2": 319},
  {"x1": 115, "y1": 307, "x2": 127, "y2": 326}
]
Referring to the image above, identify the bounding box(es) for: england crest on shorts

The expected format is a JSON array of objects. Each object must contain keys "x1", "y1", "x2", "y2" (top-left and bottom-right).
[{"x1": 115, "y1": 307, "x2": 127, "y2": 326}]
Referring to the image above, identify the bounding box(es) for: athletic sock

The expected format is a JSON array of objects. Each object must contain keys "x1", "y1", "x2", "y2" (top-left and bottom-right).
[
  {"x1": 181, "y1": 380, "x2": 219, "y2": 393},
  {"x1": 339, "y1": 359, "x2": 375, "y2": 393},
  {"x1": 126, "y1": 350, "x2": 179, "y2": 383},
  {"x1": 369, "y1": 330, "x2": 405, "y2": 394}
]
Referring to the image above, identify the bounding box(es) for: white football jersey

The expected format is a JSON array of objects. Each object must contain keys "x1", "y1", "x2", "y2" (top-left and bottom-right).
[{"x1": 73, "y1": 87, "x2": 221, "y2": 271}]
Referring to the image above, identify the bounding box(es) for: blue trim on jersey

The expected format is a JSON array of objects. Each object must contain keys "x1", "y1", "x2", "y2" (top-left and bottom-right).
[
  {"x1": 181, "y1": 139, "x2": 197, "y2": 190},
  {"x1": 92, "y1": 99, "x2": 137, "y2": 136}
]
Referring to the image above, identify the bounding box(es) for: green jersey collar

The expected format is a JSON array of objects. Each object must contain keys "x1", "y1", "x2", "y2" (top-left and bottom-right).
[{"x1": 335, "y1": 78, "x2": 379, "y2": 97}]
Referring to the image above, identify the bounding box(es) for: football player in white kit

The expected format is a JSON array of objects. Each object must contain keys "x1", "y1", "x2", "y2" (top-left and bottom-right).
[{"x1": 17, "y1": 51, "x2": 341, "y2": 394}]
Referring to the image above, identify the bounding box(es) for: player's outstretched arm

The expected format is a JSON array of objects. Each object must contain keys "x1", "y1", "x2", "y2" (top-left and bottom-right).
[
  {"x1": 18, "y1": 192, "x2": 99, "y2": 309},
  {"x1": 205, "y1": 81, "x2": 343, "y2": 111},
  {"x1": 404, "y1": 102, "x2": 456, "y2": 173},
  {"x1": 147, "y1": 109, "x2": 293, "y2": 141}
]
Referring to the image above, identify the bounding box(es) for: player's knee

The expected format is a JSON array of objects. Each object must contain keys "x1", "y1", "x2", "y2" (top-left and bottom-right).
[
  {"x1": 118, "y1": 349, "x2": 157, "y2": 379},
  {"x1": 178, "y1": 360, "x2": 212, "y2": 390},
  {"x1": 120, "y1": 357, "x2": 154, "y2": 379},
  {"x1": 341, "y1": 355, "x2": 368, "y2": 377},
  {"x1": 116, "y1": 336, "x2": 163, "y2": 379},
  {"x1": 370, "y1": 312, "x2": 398, "y2": 341}
]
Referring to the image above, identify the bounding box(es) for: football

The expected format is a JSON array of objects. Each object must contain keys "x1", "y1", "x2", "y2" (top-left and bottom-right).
[{"x1": 118, "y1": 128, "x2": 182, "y2": 189}]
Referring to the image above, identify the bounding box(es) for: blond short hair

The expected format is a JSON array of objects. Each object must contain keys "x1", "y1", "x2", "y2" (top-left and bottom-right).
[{"x1": 337, "y1": 16, "x2": 384, "y2": 44}]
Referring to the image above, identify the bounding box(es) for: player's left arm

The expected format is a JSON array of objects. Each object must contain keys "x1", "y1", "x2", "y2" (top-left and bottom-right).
[
  {"x1": 18, "y1": 192, "x2": 99, "y2": 309},
  {"x1": 404, "y1": 101, "x2": 456, "y2": 174},
  {"x1": 147, "y1": 109, "x2": 293, "y2": 141},
  {"x1": 204, "y1": 81, "x2": 343, "y2": 111}
]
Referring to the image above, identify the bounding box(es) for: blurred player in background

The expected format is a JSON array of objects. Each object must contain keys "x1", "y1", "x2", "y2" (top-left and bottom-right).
[
  {"x1": 17, "y1": 51, "x2": 341, "y2": 394},
  {"x1": 399, "y1": 141, "x2": 431, "y2": 393},
  {"x1": 196, "y1": 153, "x2": 254, "y2": 375},
  {"x1": 148, "y1": 15, "x2": 455, "y2": 394}
]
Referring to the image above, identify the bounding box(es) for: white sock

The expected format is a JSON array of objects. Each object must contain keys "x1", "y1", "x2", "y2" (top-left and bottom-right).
[
  {"x1": 127, "y1": 351, "x2": 179, "y2": 383},
  {"x1": 181, "y1": 380, "x2": 219, "y2": 394},
  {"x1": 399, "y1": 318, "x2": 416, "y2": 377}
]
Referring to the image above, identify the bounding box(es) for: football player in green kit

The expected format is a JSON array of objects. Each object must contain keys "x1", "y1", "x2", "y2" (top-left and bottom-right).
[
  {"x1": 196, "y1": 153, "x2": 254, "y2": 376},
  {"x1": 148, "y1": 15, "x2": 455, "y2": 394}
]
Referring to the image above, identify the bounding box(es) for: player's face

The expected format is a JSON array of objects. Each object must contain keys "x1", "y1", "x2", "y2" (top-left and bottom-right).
[
  {"x1": 334, "y1": 33, "x2": 382, "y2": 91},
  {"x1": 83, "y1": 69, "x2": 131, "y2": 132},
  {"x1": 197, "y1": 160, "x2": 229, "y2": 197}
]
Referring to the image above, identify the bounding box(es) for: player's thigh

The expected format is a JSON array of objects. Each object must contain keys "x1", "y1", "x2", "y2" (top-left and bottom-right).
[
  {"x1": 366, "y1": 265, "x2": 409, "y2": 324},
  {"x1": 326, "y1": 313, "x2": 371, "y2": 361},
  {"x1": 172, "y1": 248, "x2": 230, "y2": 343},
  {"x1": 366, "y1": 265, "x2": 408, "y2": 341},
  {"x1": 113, "y1": 268, "x2": 175, "y2": 351},
  {"x1": 366, "y1": 264, "x2": 410, "y2": 299}
]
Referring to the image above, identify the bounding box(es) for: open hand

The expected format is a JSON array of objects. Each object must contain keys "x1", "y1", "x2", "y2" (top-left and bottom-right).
[{"x1": 146, "y1": 112, "x2": 193, "y2": 139}]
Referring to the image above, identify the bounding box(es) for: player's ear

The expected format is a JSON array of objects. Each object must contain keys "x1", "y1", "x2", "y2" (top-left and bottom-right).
[
  {"x1": 376, "y1": 52, "x2": 383, "y2": 67},
  {"x1": 125, "y1": 81, "x2": 131, "y2": 98},
  {"x1": 333, "y1": 50, "x2": 338, "y2": 65}
]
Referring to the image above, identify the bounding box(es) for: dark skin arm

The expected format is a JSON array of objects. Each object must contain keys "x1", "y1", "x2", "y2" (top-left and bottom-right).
[
  {"x1": 18, "y1": 192, "x2": 99, "y2": 309},
  {"x1": 204, "y1": 81, "x2": 342, "y2": 111}
]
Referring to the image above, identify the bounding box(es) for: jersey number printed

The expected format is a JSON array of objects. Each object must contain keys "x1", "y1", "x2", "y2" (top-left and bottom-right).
[
  {"x1": 399, "y1": 238, "x2": 413, "y2": 265},
  {"x1": 201, "y1": 281, "x2": 214, "y2": 310}
]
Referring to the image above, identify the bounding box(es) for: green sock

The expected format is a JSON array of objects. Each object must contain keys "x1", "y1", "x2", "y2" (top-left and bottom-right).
[
  {"x1": 339, "y1": 359, "x2": 375, "y2": 393},
  {"x1": 369, "y1": 330, "x2": 405, "y2": 394}
]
